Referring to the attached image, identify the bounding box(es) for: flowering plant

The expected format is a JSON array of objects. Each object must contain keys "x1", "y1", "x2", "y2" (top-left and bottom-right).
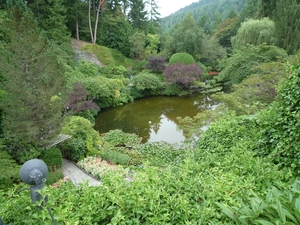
[{"x1": 77, "y1": 156, "x2": 128, "y2": 180}]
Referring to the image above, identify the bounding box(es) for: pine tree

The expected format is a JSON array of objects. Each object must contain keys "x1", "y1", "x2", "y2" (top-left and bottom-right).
[
  {"x1": 0, "y1": 2, "x2": 66, "y2": 147},
  {"x1": 146, "y1": 0, "x2": 160, "y2": 25},
  {"x1": 128, "y1": 0, "x2": 148, "y2": 30}
]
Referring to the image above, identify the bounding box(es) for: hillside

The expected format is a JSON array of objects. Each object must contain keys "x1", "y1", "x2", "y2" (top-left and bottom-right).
[{"x1": 160, "y1": 0, "x2": 247, "y2": 31}]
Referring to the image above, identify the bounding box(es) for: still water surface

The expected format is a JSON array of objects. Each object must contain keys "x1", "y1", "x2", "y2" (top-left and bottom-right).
[{"x1": 94, "y1": 95, "x2": 217, "y2": 144}]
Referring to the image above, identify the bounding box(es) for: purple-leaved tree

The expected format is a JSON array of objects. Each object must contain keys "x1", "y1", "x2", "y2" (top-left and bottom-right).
[{"x1": 67, "y1": 82, "x2": 99, "y2": 115}]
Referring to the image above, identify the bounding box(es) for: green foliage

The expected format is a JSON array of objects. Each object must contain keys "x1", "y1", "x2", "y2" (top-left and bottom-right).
[
  {"x1": 97, "y1": 11, "x2": 133, "y2": 56},
  {"x1": 200, "y1": 36, "x2": 227, "y2": 70},
  {"x1": 131, "y1": 72, "x2": 163, "y2": 97},
  {"x1": 218, "y1": 180, "x2": 300, "y2": 224},
  {"x1": 129, "y1": 31, "x2": 146, "y2": 59},
  {"x1": 160, "y1": 0, "x2": 246, "y2": 31},
  {"x1": 0, "y1": 151, "x2": 289, "y2": 224},
  {"x1": 64, "y1": 137, "x2": 86, "y2": 162},
  {"x1": 214, "y1": 61, "x2": 286, "y2": 115},
  {"x1": 232, "y1": 17, "x2": 276, "y2": 50},
  {"x1": 100, "y1": 65, "x2": 127, "y2": 79},
  {"x1": 101, "y1": 129, "x2": 142, "y2": 148},
  {"x1": 81, "y1": 76, "x2": 124, "y2": 108},
  {"x1": 45, "y1": 169, "x2": 64, "y2": 185},
  {"x1": 5, "y1": 140, "x2": 42, "y2": 164},
  {"x1": 255, "y1": 56, "x2": 300, "y2": 173},
  {"x1": 61, "y1": 116, "x2": 102, "y2": 161},
  {"x1": 100, "y1": 149, "x2": 130, "y2": 165},
  {"x1": 0, "y1": 150, "x2": 20, "y2": 190},
  {"x1": 167, "y1": 13, "x2": 203, "y2": 58},
  {"x1": 135, "y1": 142, "x2": 186, "y2": 167},
  {"x1": 39, "y1": 147, "x2": 62, "y2": 169},
  {"x1": 0, "y1": 5, "x2": 66, "y2": 147},
  {"x1": 145, "y1": 34, "x2": 160, "y2": 56},
  {"x1": 162, "y1": 83, "x2": 184, "y2": 96},
  {"x1": 196, "y1": 111, "x2": 261, "y2": 155},
  {"x1": 41, "y1": 0, "x2": 70, "y2": 44},
  {"x1": 274, "y1": 0, "x2": 300, "y2": 55},
  {"x1": 169, "y1": 52, "x2": 196, "y2": 65},
  {"x1": 217, "y1": 44, "x2": 288, "y2": 85},
  {"x1": 213, "y1": 16, "x2": 239, "y2": 48}
]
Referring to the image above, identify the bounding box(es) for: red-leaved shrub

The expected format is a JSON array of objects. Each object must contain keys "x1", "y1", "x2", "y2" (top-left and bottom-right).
[{"x1": 163, "y1": 63, "x2": 203, "y2": 89}]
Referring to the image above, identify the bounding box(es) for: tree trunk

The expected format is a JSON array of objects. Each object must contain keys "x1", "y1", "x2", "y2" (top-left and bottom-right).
[
  {"x1": 88, "y1": 0, "x2": 94, "y2": 43},
  {"x1": 88, "y1": 0, "x2": 105, "y2": 44}
]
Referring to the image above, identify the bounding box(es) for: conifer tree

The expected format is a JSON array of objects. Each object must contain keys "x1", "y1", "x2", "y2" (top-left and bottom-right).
[
  {"x1": 274, "y1": 0, "x2": 300, "y2": 55},
  {"x1": 147, "y1": 0, "x2": 160, "y2": 25},
  {"x1": 0, "y1": 1, "x2": 66, "y2": 147},
  {"x1": 128, "y1": 0, "x2": 148, "y2": 30}
]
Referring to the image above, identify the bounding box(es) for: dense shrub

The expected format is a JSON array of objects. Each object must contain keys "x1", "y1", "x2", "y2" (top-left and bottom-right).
[
  {"x1": 62, "y1": 137, "x2": 86, "y2": 162},
  {"x1": 146, "y1": 55, "x2": 166, "y2": 73},
  {"x1": 131, "y1": 72, "x2": 163, "y2": 97},
  {"x1": 61, "y1": 116, "x2": 102, "y2": 161},
  {"x1": 169, "y1": 52, "x2": 196, "y2": 65},
  {"x1": 100, "y1": 149, "x2": 130, "y2": 165},
  {"x1": 40, "y1": 147, "x2": 62, "y2": 169},
  {"x1": 5, "y1": 140, "x2": 42, "y2": 164},
  {"x1": 100, "y1": 65, "x2": 127, "y2": 79},
  {"x1": 163, "y1": 63, "x2": 203, "y2": 89},
  {"x1": 101, "y1": 129, "x2": 142, "y2": 148},
  {"x1": 0, "y1": 150, "x2": 20, "y2": 190}
]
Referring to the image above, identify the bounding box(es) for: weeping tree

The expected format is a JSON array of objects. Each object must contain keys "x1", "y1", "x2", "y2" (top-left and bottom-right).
[
  {"x1": 0, "y1": 1, "x2": 66, "y2": 147},
  {"x1": 231, "y1": 17, "x2": 276, "y2": 50}
]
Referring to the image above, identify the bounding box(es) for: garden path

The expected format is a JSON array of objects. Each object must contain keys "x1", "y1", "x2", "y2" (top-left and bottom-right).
[{"x1": 61, "y1": 158, "x2": 101, "y2": 187}]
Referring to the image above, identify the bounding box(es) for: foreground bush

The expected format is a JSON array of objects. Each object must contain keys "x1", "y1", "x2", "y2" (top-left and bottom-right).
[
  {"x1": 0, "y1": 150, "x2": 20, "y2": 190},
  {"x1": 0, "y1": 153, "x2": 289, "y2": 224},
  {"x1": 218, "y1": 180, "x2": 300, "y2": 224}
]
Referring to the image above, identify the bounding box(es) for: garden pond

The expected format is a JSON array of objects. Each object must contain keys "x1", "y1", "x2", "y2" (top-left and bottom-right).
[{"x1": 94, "y1": 95, "x2": 218, "y2": 145}]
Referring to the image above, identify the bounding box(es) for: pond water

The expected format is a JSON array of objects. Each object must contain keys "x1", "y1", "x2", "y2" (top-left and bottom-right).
[{"x1": 94, "y1": 95, "x2": 217, "y2": 145}]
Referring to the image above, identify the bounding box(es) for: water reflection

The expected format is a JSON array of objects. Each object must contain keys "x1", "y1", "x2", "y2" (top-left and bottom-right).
[{"x1": 94, "y1": 95, "x2": 216, "y2": 144}]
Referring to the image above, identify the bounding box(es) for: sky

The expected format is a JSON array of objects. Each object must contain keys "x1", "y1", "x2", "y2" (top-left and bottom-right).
[{"x1": 157, "y1": 0, "x2": 198, "y2": 18}]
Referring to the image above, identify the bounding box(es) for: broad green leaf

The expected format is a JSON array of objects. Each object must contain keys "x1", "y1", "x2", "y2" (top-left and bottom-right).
[{"x1": 255, "y1": 219, "x2": 274, "y2": 225}]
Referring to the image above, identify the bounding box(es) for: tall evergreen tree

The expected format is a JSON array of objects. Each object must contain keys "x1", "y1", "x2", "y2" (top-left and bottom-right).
[
  {"x1": 42, "y1": 0, "x2": 70, "y2": 44},
  {"x1": 239, "y1": 0, "x2": 260, "y2": 21},
  {"x1": 97, "y1": 7, "x2": 133, "y2": 55},
  {"x1": 65, "y1": 0, "x2": 89, "y2": 40},
  {"x1": 258, "y1": 0, "x2": 277, "y2": 18},
  {"x1": 146, "y1": 0, "x2": 160, "y2": 25},
  {"x1": 128, "y1": 0, "x2": 148, "y2": 30},
  {"x1": 274, "y1": 0, "x2": 300, "y2": 55},
  {"x1": 0, "y1": 1, "x2": 66, "y2": 147},
  {"x1": 197, "y1": 12, "x2": 212, "y2": 35}
]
